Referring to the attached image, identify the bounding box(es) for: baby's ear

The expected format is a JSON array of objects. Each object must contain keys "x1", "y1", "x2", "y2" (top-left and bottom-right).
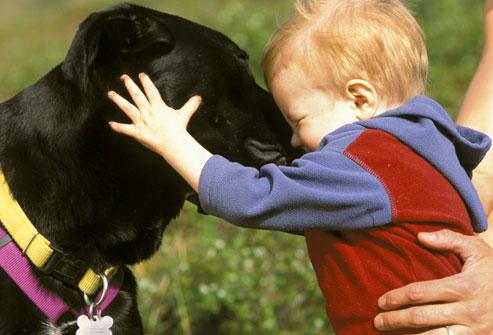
[
  {"x1": 62, "y1": 3, "x2": 174, "y2": 94},
  {"x1": 345, "y1": 79, "x2": 378, "y2": 120}
]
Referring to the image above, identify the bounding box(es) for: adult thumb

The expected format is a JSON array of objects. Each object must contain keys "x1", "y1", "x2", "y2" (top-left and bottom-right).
[{"x1": 418, "y1": 229, "x2": 489, "y2": 263}]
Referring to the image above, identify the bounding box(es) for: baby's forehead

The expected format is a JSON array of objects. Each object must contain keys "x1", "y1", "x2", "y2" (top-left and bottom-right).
[
  {"x1": 268, "y1": 42, "x2": 312, "y2": 83},
  {"x1": 270, "y1": 63, "x2": 313, "y2": 94}
]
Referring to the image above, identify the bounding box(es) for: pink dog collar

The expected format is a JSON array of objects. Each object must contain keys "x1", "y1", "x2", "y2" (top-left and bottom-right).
[{"x1": 0, "y1": 226, "x2": 123, "y2": 324}]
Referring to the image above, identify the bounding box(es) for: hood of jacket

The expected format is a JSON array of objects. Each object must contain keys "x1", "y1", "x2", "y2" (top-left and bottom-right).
[{"x1": 358, "y1": 95, "x2": 491, "y2": 232}]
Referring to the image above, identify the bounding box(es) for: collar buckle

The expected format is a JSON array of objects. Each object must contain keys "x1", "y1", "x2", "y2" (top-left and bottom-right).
[{"x1": 39, "y1": 244, "x2": 90, "y2": 289}]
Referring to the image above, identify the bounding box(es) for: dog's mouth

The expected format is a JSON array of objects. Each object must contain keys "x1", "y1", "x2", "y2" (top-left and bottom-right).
[{"x1": 244, "y1": 139, "x2": 287, "y2": 166}]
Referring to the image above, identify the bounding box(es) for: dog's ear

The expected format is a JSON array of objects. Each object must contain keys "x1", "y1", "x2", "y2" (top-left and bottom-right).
[{"x1": 62, "y1": 7, "x2": 174, "y2": 93}]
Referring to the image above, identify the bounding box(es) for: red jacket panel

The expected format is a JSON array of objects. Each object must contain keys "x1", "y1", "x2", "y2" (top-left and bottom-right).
[{"x1": 305, "y1": 130, "x2": 474, "y2": 334}]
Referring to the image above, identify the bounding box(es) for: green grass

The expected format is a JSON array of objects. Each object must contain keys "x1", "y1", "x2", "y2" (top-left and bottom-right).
[{"x1": 0, "y1": 1, "x2": 485, "y2": 334}]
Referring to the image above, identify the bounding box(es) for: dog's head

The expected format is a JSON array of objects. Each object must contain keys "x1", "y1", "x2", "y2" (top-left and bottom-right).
[
  {"x1": 61, "y1": 3, "x2": 295, "y2": 169},
  {"x1": 47, "y1": 3, "x2": 302, "y2": 262}
]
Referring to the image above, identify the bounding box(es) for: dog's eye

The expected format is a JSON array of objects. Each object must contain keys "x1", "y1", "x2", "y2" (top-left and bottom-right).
[{"x1": 212, "y1": 114, "x2": 223, "y2": 125}]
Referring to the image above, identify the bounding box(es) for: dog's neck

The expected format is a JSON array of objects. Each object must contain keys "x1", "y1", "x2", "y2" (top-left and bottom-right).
[{"x1": 0, "y1": 66, "x2": 186, "y2": 271}]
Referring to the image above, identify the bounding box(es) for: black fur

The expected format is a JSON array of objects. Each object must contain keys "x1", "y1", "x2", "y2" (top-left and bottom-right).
[{"x1": 0, "y1": 3, "x2": 294, "y2": 334}]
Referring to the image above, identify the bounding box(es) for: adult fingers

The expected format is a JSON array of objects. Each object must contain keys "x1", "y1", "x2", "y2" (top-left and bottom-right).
[
  {"x1": 415, "y1": 328, "x2": 448, "y2": 335},
  {"x1": 120, "y1": 74, "x2": 150, "y2": 111},
  {"x1": 107, "y1": 91, "x2": 140, "y2": 123},
  {"x1": 139, "y1": 72, "x2": 166, "y2": 106},
  {"x1": 378, "y1": 275, "x2": 468, "y2": 310},
  {"x1": 417, "y1": 325, "x2": 470, "y2": 335},
  {"x1": 374, "y1": 302, "x2": 466, "y2": 331},
  {"x1": 108, "y1": 122, "x2": 138, "y2": 139},
  {"x1": 179, "y1": 96, "x2": 202, "y2": 124},
  {"x1": 418, "y1": 230, "x2": 491, "y2": 263}
]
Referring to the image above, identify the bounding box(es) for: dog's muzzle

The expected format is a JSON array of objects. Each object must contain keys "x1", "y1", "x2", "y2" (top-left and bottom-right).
[{"x1": 245, "y1": 139, "x2": 287, "y2": 166}]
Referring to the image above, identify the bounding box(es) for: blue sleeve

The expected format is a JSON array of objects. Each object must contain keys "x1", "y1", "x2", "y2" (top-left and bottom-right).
[{"x1": 198, "y1": 129, "x2": 392, "y2": 233}]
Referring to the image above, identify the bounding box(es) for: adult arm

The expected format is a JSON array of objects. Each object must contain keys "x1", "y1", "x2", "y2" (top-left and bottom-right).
[
  {"x1": 457, "y1": 0, "x2": 493, "y2": 245},
  {"x1": 374, "y1": 2, "x2": 493, "y2": 333}
]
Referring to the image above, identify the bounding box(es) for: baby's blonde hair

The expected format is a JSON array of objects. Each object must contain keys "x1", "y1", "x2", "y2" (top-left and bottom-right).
[{"x1": 262, "y1": 0, "x2": 428, "y2": 106}]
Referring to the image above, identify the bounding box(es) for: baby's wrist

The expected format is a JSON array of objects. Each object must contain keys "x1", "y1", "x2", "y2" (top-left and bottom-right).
[{"x1": 154, "y1": 130, "x2": 211, "y2": 192}]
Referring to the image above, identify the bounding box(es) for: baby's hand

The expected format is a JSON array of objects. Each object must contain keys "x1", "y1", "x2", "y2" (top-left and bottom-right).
[{"x1": 108, "y1": 73, "x2": 202, "y2": 156}]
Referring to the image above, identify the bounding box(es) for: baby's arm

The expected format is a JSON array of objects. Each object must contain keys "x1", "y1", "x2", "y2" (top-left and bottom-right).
[
  {"x1": 108, "y1": 73, "x2": 209, "y2": 192},
  {"x1": 108, "y1": 74, "x2": 389, "y2": 233}
]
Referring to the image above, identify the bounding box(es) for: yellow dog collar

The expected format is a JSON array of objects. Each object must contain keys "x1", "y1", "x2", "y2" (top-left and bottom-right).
[{"x1": 0, "y1": 171, "x2": 116, "y2": 295}]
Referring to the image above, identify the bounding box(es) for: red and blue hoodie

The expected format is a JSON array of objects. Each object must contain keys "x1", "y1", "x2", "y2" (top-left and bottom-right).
[{"x1": 198, "y1": 96, "x2": 491, "y2": 334}]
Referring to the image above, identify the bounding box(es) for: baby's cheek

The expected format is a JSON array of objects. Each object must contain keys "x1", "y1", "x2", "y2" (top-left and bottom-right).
[{"x1": 298, "y1": 126, "x2": 321, "y2": 152}]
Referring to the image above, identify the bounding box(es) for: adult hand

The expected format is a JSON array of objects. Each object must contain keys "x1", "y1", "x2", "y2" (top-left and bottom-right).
[{"x1": 374, "y1": 230, "x2": 493, "y2": 334}]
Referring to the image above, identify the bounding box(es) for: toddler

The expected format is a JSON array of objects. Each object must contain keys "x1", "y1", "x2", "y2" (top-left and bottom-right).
[{"x1": 107, "y1": 0, "x2": 491, "y2": 333}]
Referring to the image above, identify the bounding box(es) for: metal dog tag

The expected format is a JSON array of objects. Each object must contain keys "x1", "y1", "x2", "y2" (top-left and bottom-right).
[
  {"x1": 76, "y1": 315, "x2": 113, "y2": 335},
  {"x1": 78, "y1": 273, "x2": 113, "y2": 334}
]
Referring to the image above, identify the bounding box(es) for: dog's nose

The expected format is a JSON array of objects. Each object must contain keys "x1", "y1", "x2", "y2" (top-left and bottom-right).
[{"x1": 245, "y1": 139, "x2": 287, "y2": 166}]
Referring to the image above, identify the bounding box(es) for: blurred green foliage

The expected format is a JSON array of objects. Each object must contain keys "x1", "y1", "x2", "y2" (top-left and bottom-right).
[{"x1": 0, "y1": 0, "x2": 486, "y2": 334}]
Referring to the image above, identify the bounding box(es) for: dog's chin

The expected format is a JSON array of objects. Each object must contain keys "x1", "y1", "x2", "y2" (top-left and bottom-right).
[
  {"x1": 40, "y1": 320, "x2": 77, "y2": 335},
  {"x1": 185, "y1": 192, "x2": 208, "y2": 214},
  {"x1": 244, "y1": 138, "x2": 287, "y2": 167}
]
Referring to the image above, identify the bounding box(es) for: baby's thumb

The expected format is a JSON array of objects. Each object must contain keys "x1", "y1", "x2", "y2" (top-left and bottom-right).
[{"x1": 180, "y1": 96, "x2": 202, "y2": 123}]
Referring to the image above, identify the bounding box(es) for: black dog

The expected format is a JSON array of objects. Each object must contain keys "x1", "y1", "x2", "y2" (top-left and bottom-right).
[{"x1": 0, "y1": 3, "x2": 293, "y2": 334}]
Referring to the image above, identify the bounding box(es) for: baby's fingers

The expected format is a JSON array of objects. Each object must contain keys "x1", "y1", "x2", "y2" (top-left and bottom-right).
[
  {"x1": 120, "y1": 74, "x2": 151, "y2": 111},
  {"x1": 108, "y1": 91, "x2": 140, "y2": 123},
  {"x1": 139, "y1": 73, "x2": 165, "y2": 106}
]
